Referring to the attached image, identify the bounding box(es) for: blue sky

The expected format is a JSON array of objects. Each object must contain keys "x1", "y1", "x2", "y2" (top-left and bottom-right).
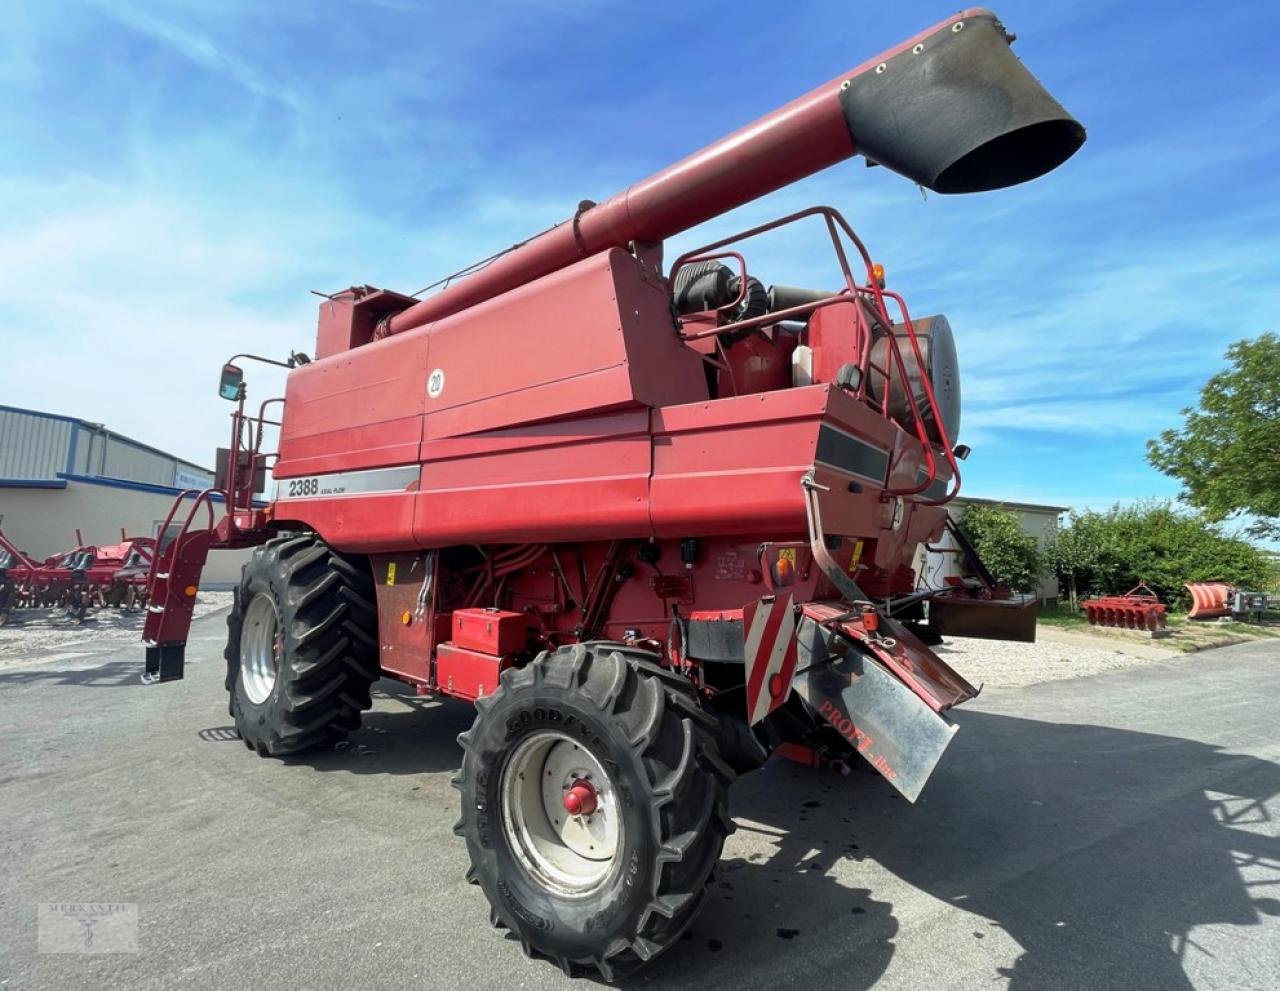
[{"x1": 2, "y1": 0, "x2": 1277, "y2": 521}]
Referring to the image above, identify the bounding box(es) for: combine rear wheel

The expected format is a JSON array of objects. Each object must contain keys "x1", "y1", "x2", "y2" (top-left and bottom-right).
[
  {"x1": 224, "y1": 534, "x2": 379, "y2": 756},
  {"x1": 454, "y1": 642, "x2": 734, "y2": 980}
]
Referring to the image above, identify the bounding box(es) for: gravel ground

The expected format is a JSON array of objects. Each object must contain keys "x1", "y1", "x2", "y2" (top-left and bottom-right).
[
  {"x1": 0, "y1": 591, "x2": 234, "y2": 667},
  {"x1": 938, "y1": 625, "x2": 1179, "y2": 690}
]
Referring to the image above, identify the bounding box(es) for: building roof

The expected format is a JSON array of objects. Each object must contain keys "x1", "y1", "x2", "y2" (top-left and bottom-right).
[
  {"x1": 954, "y1": 495, "x2": 1069, "y2": 515},
  {"x1": 0, "y1": 404, "x2": 213, "y2": 490}
]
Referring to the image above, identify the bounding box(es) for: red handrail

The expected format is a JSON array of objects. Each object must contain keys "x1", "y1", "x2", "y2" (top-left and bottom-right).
[{"x1": 668, "y1": 205, "x2": 961, "y2": 504}]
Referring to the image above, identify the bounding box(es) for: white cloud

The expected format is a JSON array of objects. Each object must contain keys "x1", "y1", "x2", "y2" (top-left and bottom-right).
[{"x1": 82, "y1": 0, "x2": 303, "y2": 111}]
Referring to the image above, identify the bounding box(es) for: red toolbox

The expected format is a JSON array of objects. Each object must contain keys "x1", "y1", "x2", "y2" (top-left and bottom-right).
[
  {"x1": 435, "y1": 643, "x2": 511, "y2": 701},
  {"x1": 451, "y1": 607, "x2": 528, "y2": 655}
]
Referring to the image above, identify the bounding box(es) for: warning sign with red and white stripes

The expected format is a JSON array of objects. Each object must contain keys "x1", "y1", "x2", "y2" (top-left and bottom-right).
[{"x1": 742, "y1": 592, "x2": 798, "y2": 725}]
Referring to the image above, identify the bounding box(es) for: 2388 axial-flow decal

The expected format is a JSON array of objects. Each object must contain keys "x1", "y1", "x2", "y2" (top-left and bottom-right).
[{"x1": 140, "y1": 8, "x2": 1083, "y2": 979}]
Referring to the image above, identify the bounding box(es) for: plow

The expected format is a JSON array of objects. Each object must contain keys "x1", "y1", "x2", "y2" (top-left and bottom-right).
[
  {"x1": 1081, "y1": 584, "x2": 1169, "y2": 633},
  {"x1": 0, "y1": 526, "x2": 154, "y2": 625},
  {"x1": 137, "y1": 8, "x2": 1084, "y2": 979}
]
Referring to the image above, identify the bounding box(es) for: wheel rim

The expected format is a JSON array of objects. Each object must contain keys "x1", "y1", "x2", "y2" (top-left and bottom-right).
[
  {"x1": 240, "y1": 593, "x2": 281, "y2": 705},
  {"x1": 501, "y1": 731, "x2": 623, "y2": 897}
]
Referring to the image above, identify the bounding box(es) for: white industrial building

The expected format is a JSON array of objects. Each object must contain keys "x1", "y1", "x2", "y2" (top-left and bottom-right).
[
  {"x1": 920, "y1": 495, "x2": 1066, "y2": 604},
  {"x1": 0, "y1": 404, "x2": 249, "y2": 585}
]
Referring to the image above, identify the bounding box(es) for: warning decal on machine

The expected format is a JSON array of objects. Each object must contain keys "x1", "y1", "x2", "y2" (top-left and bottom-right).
[{"x1": 742, "y1": 592, "x2": 798, "y2": 726}]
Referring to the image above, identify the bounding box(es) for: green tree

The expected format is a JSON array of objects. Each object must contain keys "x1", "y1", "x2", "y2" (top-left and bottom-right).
[
  {"x1": 1048, "y1": 502, "x2": 1272, "y2": 609},
  {"x1": 957, "y1": 504, "x2": 1043, "y2": 593},
  {"x1": 1046, "y1": 511, "x2": 1104, "y2": 611},
  {"x1": 1148, "y1": 332, "x2": 1280, "y2": 539}
]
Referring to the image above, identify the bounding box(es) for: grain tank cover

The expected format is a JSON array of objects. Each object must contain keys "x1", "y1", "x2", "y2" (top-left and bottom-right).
[{"x1": 840, "y1": 10, "x2": 1085, "y2": 194}]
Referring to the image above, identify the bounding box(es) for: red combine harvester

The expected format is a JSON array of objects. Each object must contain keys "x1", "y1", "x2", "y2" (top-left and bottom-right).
[{"x1": 141, "y1": 10, "x2": 1083, "y2": 977}]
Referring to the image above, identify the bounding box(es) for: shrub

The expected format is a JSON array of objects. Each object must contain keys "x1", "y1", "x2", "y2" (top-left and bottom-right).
[
  {"x1": 956, "y1": 504, "x2": 1043, "y2": 593},
  {"x1": 1048, "y1": 501, "x2": 1272, "y2": 610}
]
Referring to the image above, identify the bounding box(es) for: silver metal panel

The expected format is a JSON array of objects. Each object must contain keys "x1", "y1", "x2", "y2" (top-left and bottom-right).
[
  {"x1": 100, "y1": 436, "x2": 178, "y2": 487},
  {"x1": 0, "y1": 407, "x2": 212, "y2": 489},
  {"x1": 273, "y1": 465, "x2": 421, "y2": 501},
  {"x1": 0, "y1": 409, "x2": 72, "y2": 479},
  {"x1": 793, "y1": 617, "x2": 957, "y2": 803}
]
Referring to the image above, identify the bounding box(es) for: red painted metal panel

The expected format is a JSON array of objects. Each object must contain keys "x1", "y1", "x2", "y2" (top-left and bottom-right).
[
  {"x1": 649, "y1": 389, "x2": 825, "y2": 539},
  {"x1": 314, "y1": 287, "x2": 420, "y2": 360},
  {"x1": 275, "y1": 327, "x2": 430, "y2": 478},
  {"x1": 414, "y1": 410, "x2": 651, "y2": 546},
  {"x1": 370, "y1": 553, "x2": 433, "y2": 685},
  {"x1": 278, "y1": 491, "x2": 420, "y2": 553},
  {"x1": 275, "y1": 420, "x2": 422, "y2": 477},
  {"x1": 649, "y1": 384, "x2": 923, "y2": 546},
  {"x1": 421, "y1": 249, "x2": 705, "y2": 441},
  {"x1": 808, "y1": 300, "x2": 869, "y2": 386}
]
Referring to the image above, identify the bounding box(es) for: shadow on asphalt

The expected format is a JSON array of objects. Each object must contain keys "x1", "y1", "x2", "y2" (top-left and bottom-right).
[
  {"x1": 188, "y1": 679, "x2": 474, "y2": 776},
  {"x1": 9, "y1": 653, "x2": 1278, "y2": 989},
  {"x1": 297, "y1": 680, "x2": 475, "y2": 776},
  {"x1": 634, "y1": 710, "x2": 1280, "y2": 990},
  {"x1": 0, "y1": 659, "x2": 144, "y2": 688},
  {"x1": 282, "y1": 685, "x2": 1280, "y2": 989}
]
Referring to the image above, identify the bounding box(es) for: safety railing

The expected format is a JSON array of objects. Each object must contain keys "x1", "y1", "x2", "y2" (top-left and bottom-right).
[{"x1": 668, "y1": 205, "x2": 961, "y2": 505}]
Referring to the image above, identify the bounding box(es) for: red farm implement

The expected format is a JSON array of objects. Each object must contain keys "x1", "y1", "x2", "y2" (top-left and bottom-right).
[
  {"x1": 1082, "y1": 584, "x2": 1168, "y2": 633},
  {"x1": 0, "y1": 526, "x2": 154, "y2": 624},
  {"x1": 140, "y1": 9, "x2": 1084, "y2": 979},
  {"x1": 1185, "y1": 581, "x2": 1238, "y2": 619},
  {"x1": 1186, "y1": 582, "x2": 1275, "y2": 620},
  {"x1": 0, "y1": 529, "x2": 38, "y2": 626}
]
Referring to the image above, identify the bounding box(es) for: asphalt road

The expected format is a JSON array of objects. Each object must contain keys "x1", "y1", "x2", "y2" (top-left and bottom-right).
[{"x1": 2, "y1": 613, "x2": 1278, "y2": 990}]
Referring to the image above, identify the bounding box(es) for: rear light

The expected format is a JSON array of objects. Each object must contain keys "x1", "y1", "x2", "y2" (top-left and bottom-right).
[{"x1": 861, "y1": 607, "x2": 880, "y2": 633}]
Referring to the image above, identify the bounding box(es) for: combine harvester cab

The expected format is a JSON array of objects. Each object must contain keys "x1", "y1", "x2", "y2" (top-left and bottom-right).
[{"x1": 141, "y1": 8, "x2": 1083, "y2": 979}]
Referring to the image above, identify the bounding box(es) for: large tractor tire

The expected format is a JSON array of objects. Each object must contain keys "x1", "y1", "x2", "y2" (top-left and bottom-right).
[
  {"x1": 224, "y1": 534, "x2": 379, "y2": 756},
  {"x1": 454, "y1": 642, "x2": 735, "y2": 980}
]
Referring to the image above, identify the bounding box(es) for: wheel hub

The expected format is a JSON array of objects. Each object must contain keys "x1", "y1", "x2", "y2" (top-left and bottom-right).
[
  {"x1": 502, "y1": 731, "x2": 622, "y2": 896},
  {"x1": 563, "y1": 779, "x2": 598, "y2": 817},
  {"x1": 240, "y1": 593, "x2": 281, "y2": 705}
]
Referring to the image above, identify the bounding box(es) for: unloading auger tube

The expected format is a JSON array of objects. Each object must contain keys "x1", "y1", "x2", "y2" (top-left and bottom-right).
[{"x1": 378, "y1": 8, "x2": 1083, "y2": 336}]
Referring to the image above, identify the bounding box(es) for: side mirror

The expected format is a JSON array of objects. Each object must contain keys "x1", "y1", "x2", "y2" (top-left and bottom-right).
[{"x1": 218, "y1": 364, "x2": 244, "y2": 402}]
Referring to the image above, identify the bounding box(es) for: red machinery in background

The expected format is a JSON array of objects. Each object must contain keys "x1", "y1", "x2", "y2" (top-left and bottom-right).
[
  {"x1": 0, "y1": 528, "x2": 36, "y2": 626},
  {"x1": 1082, "y1": 584, "x2": 1169, "y2": 633},
  {"x1": 141, "y1": 9, "x2": 1084, "y2": 978},
  {"x1": 1186, "y1": 582, "x2": 1274, "y2": 621},
  {"x1": 0, "y1": 526, "x2": 154, "y2": 624}
]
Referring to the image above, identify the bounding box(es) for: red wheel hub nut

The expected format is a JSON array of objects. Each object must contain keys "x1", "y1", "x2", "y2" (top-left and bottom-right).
[{"x1": 563, "y1": 779, "x2": 598, "y2": 816}]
